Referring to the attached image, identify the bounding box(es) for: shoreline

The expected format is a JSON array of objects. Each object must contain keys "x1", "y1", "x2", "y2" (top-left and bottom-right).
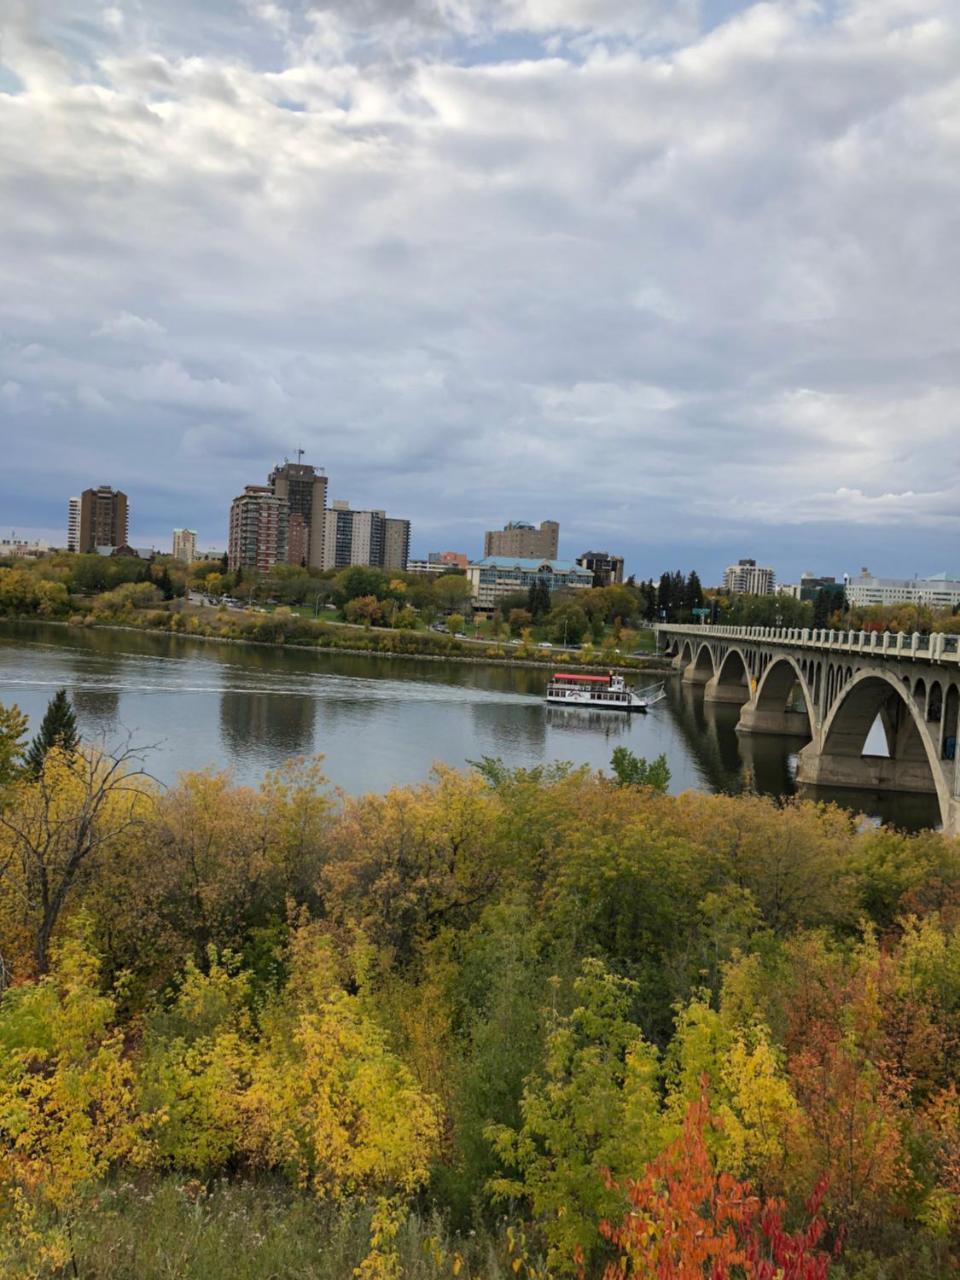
[{"x1": 1, "y1": 617, "x2": 674, "y2": 676}]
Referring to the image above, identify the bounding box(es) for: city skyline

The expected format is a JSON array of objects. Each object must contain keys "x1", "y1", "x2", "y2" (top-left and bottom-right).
[{"x1": 2, "y1": 2, "x2": 959, "y2": 584}]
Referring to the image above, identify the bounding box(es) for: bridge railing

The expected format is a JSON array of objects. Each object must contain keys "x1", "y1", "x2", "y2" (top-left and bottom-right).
[{"x1": 654, "y1": 623, "x2": 960, "y2": 665}]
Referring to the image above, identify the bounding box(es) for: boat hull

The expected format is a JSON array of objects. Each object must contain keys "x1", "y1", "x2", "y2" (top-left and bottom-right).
[{"x1": 545, "y1": 693, "x2": 647, "y2": 712}]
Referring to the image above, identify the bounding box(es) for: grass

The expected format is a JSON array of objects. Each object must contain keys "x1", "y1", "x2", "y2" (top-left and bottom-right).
[{"x1": 53, "y1": 1178, "x2": 524, "y2": 1280}]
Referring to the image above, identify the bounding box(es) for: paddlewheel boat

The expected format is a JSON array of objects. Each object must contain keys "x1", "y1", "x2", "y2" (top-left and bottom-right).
[{"x1": 545, "y1": 671, "x2": 665, "y2": 712}]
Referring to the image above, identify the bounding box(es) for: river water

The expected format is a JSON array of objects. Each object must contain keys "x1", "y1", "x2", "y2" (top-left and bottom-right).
[{"x1": 0, "y1": 623, "x2": 941, "y2": 828}]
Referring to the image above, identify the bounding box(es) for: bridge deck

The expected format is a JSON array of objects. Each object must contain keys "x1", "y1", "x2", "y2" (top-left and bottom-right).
[{"x1": 656, "y1": 624, "x2": 960, "y2": 666}]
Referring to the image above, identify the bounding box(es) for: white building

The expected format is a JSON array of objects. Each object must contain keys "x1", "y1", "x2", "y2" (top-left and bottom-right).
[
  {"x1": 172, "y1": 528, "x2": 198, "y2": 563},
  {"x1": 67, "y1": 497, "x2": 80, "y2": 552},
  {"x1": 0, "y1": 537, "x2": 50, "y2": 559},
  {"x1": 845, "y1": 570, "x2": 960, "y2": 611},
  {"x1": 466, "y1": 557, "x2": 593, "y2": 609},
  {"x1": 723, "y1": 558, "x2": 775, "y2": 595}
]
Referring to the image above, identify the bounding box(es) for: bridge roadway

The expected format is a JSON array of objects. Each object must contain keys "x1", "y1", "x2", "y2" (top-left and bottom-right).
[{"x1": 655, "y1": 624, "x2": 960, "y2": 835}]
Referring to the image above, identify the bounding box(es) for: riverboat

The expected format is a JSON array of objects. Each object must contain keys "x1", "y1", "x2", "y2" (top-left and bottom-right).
[{"x1": 544, "y1": 671, "x2": 665, "y2": 712}]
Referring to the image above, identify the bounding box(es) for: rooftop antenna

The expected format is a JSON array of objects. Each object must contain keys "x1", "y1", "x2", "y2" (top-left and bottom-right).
[{"x1": 297, "y1": 447, "x2": 305, "y2": 466}]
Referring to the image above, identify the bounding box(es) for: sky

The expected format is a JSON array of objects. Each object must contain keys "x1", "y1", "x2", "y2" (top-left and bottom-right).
[{"x1": 1, "y1": 0, "x2": 959, "y2": 585}]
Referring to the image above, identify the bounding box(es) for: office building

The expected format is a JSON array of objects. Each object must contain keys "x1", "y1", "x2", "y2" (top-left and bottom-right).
[
  {"x1": 172, "y1": 529, "x2": 198, "y2": 563},
  {"x1": 321, "y1": 502, "x2": 411, "y2": 572},
  {"x1": 577, "y1": 550, "x2": 624, "y2": 587},
  {"x1": 268, "y1": 461, "x2": 327, "y2": 568},
  {"x1": 845, "y1": 570, "x2": 960, "y2": 611},
  {"x1": 78, "y1": 486, "x2": 128, "y2": 553},
  {"x1": 484, "y1": 520, "x2": 559, "y2": 560},
  {"x1": 228, "y1": 486, "x2": 288, "y2": 573},
  {"x1": 722, "y1": 558, "x2": 775, "y2": 596},
  {"x1": 466, "y1": 556, "x2": 593, "y2": 609},
  {"x1": 67, "y1": 497, "x2": 80, "y2": 552}
]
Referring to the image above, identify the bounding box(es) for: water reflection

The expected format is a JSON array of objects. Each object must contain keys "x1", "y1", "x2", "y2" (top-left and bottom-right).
[
  {"x1": 70, "y1": 686, "x2": 120, "y2": 735},
  {"x1": 545, "y1": 706, "x2": 635, "y2": 739},
  {"x1": 219, "y1": 690, "x2": 317, "y2": 761}
]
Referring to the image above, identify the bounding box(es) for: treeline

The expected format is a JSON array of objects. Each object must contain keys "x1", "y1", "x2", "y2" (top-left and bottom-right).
[{"x1": 2, "y1": 701, "x2": 960, "y2": 1275}]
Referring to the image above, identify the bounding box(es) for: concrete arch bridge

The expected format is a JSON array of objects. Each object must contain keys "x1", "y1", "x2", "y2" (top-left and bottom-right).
[{"x1": 655, "y1": 624, "x2": 960, "y2": 836}]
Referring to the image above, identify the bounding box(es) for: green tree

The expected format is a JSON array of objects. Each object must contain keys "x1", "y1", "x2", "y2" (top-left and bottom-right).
[
  {"x1": 487, "y1": 959, "x2": 662, "y2": 1273},
  {"x1": 447, "y1": 612, "x2": 465, "y2": 636},
  {"x1": 433, "y1": 573, "x2": 472, "y2": 612},
  {"x1": 527, "y1": 578, "x2": 551, "y2": 621},
  {"x1": 25, "y1": 690, "x2": 78, "y2": 777},
  {"x1": 549, "y1": 603, "x2": 588, "y2": 645},
  {"x1": 609, "y1": 747, "x2": 671, "y2": 792}
]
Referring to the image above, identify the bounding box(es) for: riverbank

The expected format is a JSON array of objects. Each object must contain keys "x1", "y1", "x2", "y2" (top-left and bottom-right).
[{"x1": 1, "y1": 614, "x2": 673, "y2": 676}]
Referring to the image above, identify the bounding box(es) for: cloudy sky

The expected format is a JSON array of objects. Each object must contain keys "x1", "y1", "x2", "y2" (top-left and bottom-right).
[{"x1": 1, "y1": 0, "x2": 959, "y2": 583}]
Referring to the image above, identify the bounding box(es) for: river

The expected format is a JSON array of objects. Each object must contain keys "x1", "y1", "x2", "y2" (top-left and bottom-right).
[{"x1": 0, "y1": 622, "x2": 942, "y2": 829}]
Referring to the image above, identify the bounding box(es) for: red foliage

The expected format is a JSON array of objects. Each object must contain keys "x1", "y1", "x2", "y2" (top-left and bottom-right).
[{"x1": 596, "y1": 1084, "x2": 836, "y2": 1279}]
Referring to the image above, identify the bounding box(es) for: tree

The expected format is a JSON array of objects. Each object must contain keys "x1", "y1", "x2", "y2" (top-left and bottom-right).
[
  {"x1": 599, "y1": 1085, "x2": 834, "y2": 1279},
  {"x1": 488, "y1": 959, "x2": 662, "y2": 1273},
  {"x1": 550, "y1": 604, "x2": 589, "y2": 645},
  {"x1": 509, "y1": 607, "x2": 532, "y2": 635},
  {"x1": 434, "y1": 573, "x2": 472, "y2": 612},
  {"x1": 0, "y1": 743, "x2": 155, "y2": 975},
  {"x1": 609, "y1": 747, "x2": 670, "y2": 792},
  {"x1": 25, "y1": 689, "x2": 78, "y2": 777},
  {"x1": 0, "y1": 702, "x2": 27, "y2": 788},
  {"x1": 527, "y1": 578, "x2": 552, "y2": 621},
  {"x1": 447, "y1": 612, "x2": 465, "y2": 635}
]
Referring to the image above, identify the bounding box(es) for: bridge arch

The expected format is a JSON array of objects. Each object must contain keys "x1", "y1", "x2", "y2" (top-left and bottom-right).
[
  {"x1": 689, "y1": 643, "x2": 716, "y2": 681},
  {"x1": 819, "y1": 668, "x2": 951, "y2": 825},
  {"x1": 753, "y1": 655, "x2": 816, "y2": 738},
  {"x1": 716, "y1": 647, "x2": 751, "y2": 689},
  {"x1": 678, "y1": 639, "x2": 694, "y2": 668}
]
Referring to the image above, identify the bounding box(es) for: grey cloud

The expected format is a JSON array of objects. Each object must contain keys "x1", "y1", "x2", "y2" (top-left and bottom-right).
[{"x1": 1, "y1": 0, "x2": 959, "y2": 578}]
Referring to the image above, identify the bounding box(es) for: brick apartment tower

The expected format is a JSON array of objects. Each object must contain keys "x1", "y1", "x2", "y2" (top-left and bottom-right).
[
  {"x1": 268, "y1": 462, "x2": 328, "y2": 568},
  {"x1": 77, "y1": 487, "x2": 128, "y2": 553}
]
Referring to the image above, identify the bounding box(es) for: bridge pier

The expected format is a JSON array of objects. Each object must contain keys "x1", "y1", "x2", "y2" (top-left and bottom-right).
[
  {"x1": 736, "y1": 703, "x2": 812, "y2": 736},
  {"x1": 703, "y1": 674, "x2": 750, "y2": 705},
  {"x1": 682, "y1": 661, "x2": 711, "y2": 685},
  {"x1": 796, "y1": 744, "x2": 941, "y2": 796}
]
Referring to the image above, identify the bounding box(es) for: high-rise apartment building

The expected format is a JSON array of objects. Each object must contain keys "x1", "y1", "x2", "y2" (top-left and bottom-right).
[
  {"x1": 384, "y1": 517, "x2": 411, "y2": 572},
  {"x1": 268, "y1": 462, "x2": 327, "y2": 568},
  {"x1": 77, "y1": 487, "x2": 128, "y2": 553},
  {"x1": 228, "y1": 486, "x2": 288, "y2": 573},
  {"x1": 67, "y1": 497, "x2": 80, "y2": 552},
  {"x1": 321, "y1": 502, "x2": 411, "y2": 572},
  {"x1": 722, "y1": 558, "x2": 775, "y2": 596},
  {"x1": 172, "y1": 529, "x2": 198, "y2": 563},
  {"x1": 576, "y1": 550, "x2": 625, "y2": 587},
  {"x1": 484, "y1": 520, "x2": 559, "y2": 560}
]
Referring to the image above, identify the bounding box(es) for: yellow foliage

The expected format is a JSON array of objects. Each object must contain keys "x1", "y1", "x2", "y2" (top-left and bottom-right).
[{"x1": 242, "y1": 925, "x2": 441, "y2": 1200}]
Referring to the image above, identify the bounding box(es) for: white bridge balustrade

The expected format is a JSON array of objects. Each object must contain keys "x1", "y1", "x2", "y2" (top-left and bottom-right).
[{"x1": 655, "y1": 624, "x2": 960, "y2": 836}]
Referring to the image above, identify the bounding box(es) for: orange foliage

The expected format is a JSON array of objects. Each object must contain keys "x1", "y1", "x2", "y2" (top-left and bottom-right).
[{"x1": 595, "y1": 1084, "x2": 834, "y2": 1279}]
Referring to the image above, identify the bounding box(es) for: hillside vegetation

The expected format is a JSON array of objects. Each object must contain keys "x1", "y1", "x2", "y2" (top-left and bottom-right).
[{"x1": 0, "y1": 703, "x2": 959, "y2": 1276}]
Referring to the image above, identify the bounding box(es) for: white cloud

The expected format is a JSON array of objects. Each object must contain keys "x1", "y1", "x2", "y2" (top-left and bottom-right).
[{"x1": 95, "y1": 311, "x2": 167, "y2": 340}]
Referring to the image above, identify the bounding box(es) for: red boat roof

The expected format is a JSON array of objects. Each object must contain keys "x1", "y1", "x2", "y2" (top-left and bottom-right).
[{"x1": 551, "y1": 672, "x2": 611, "y2": 683}]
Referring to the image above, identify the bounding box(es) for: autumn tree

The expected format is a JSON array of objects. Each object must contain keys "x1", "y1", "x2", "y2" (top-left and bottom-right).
[
  {"x1": 598, "y1": 1085, "x2": 834, "y2": 1279},
  {"x1": 0, "y1": 702, "x2": 27, "y2": 789},
  {"x1": 0, "y1": 743, "x2": 155, "y2": 976}
]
